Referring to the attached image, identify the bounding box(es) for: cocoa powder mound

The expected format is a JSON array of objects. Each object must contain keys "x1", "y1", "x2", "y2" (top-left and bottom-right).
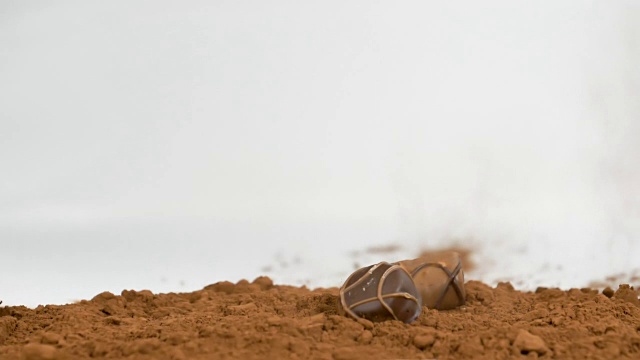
[{"x1": 1, "y1": 278, "x2": 640, "y2": 359}]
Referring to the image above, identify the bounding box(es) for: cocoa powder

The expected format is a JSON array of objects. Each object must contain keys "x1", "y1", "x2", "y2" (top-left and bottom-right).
[{"x1": 1, "y1": 277, "x2": 640, "y2": 359}]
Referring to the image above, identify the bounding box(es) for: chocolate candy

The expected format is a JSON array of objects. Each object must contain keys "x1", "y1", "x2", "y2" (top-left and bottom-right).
[
  {"x1": 397, "y1": 251, "x2": 466, "y2": 310},
  {"x1": 339, "y1": 262, "x2": 422, "y2": 323}
]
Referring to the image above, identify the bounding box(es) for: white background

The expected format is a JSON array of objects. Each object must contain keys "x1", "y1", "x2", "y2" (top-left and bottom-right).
[{"x1": 1, "y1": 1, "x2": 639, "y2": 307}]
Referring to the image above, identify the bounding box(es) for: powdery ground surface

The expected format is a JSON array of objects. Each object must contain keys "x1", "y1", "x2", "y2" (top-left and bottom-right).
[{"x1": 1, "y1": 277, "x2": 640, "y2": 360}]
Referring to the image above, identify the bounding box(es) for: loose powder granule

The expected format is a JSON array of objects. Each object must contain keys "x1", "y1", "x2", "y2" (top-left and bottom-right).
[{"x1": 0, "y1": 278, "x2": 639, "y2": 359}]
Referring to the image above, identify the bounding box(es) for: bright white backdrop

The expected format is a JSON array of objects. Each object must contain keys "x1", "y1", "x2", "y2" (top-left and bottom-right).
[{"x1": 1, "y1": 1, "x2": 639, "y2": 307}]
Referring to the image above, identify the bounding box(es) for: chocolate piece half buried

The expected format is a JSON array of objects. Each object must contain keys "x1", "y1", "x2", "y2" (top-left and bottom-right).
[
  {"x1": 397, "y1": 251, "x2": 466, "y2": 310},
  {"x1": 339, "y1": 262, "x2": 422, "y2": 324}
]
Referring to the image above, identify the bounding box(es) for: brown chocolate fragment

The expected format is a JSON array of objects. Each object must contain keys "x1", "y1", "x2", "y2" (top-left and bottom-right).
[
  {"x1": 398, "y1": 251, "x2": 466, "y2": 310},
  {"x1": 339, "y1": 262, "x2": 422, "y2": 324},
  {"x1": 602, "y1": 287, "x2": 614, "y2": 298}
]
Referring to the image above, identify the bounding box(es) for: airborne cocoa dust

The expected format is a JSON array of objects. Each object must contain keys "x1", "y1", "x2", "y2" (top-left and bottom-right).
[{"x1": 1, "y1": 256, "x2": 640, "y2": 359}]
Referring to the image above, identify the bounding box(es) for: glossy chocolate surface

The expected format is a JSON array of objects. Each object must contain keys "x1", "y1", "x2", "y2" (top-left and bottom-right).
[{"x1": 339, "y1": 262, "x2": 422, "y2": 324}]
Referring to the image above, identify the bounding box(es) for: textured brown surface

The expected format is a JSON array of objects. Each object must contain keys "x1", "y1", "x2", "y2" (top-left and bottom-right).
[{"x1": 1, "y1": 277, "x2": 640, "y2": 359}]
